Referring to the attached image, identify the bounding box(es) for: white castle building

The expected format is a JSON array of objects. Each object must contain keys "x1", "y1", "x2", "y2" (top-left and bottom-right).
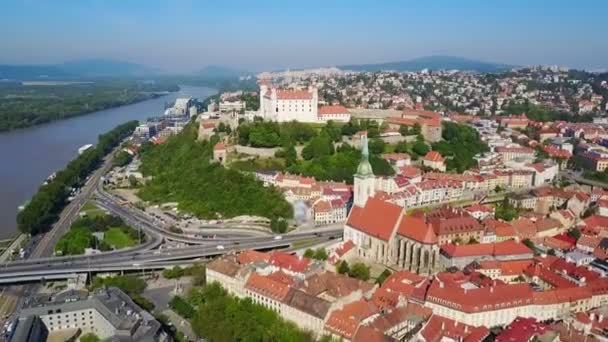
[{"x1": 259, "y1": 81, "x2": 319, "y2": 122}]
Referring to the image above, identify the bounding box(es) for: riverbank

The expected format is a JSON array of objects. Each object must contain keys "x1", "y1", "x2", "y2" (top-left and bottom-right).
[
  {"x1": 0, "y1": 80, "x2": 180, "y2": 132},
  {"x1": 0, "y1": 85, "x2": 217, "y2": 239}
]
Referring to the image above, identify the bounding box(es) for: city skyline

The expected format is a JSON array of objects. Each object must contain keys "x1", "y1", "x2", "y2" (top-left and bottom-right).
[{"x1": 1, "y1": 0, "x2": 607, "y2": 72}]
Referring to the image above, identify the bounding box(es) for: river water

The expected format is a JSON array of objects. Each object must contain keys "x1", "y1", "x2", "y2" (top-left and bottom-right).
[{"x1": 0, "y1": 85, "x2": 216, "y2": 239}]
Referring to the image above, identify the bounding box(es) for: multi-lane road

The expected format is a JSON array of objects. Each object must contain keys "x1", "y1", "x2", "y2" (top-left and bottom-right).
[{"x1": 0, "y1": 147, "x2": 344, "y2": 285}]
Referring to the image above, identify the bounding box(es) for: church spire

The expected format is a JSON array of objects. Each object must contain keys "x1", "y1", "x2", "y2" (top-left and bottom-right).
[
  {"x1": 361, "y1": 134, "x2": 369, "y2": 161},
  {"x1": 356, "y1": 134, "x2": 374, "y2": 176}
]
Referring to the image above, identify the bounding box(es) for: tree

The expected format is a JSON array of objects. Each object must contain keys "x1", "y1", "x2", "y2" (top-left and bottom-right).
[
  {"x1": 412, "y1": 123, "x2": 421, "y2": 135},
  {"x1": 376, "y1": 269, "x2": 391, "y2": 285},
  {"x1": 567, "y1": 227, "x2": 581, "y2": 240},
  {"x1": 188, "y1": 282, "x2": 311, "y2": 341},
  {"x1": 112, "y1": 150, "x2": 133, "y2": 167},
  {"x1": 467, "y1": 237, "x2": 479, "y2": 244},
  {"x1": 348, "y1": 262, "x2": 371, "y2": 281},
  {"x1": 270, "y1": 217, "x2": 288, "y2": 233},
  {"x1": 399, "y1": 125, "x2": 409, "y2": 136},
  {"x1": 336, "y1": 260, "x2": 350, "y2": 275},
  {"x1": 369, "y1": 138, "x2": 386, "y2": 155},
  {"x1": 495, "y1": 198, "x2": 519, "y2": 221},
  {"x1": 163, "y1": 266, "x2": 185, "y2": 279},
  {"x1": 283, "y1": 144, "x2": 298, "y2": 167},
  {"x1": 547, "y1": 249, "x2": 556, "y2": 256},
  {"x1": 412, "y1": 141, "x2": 430, "y2": 156},
  {"x1": 323, "y1": 120, "x2": 342, "y2": 142},
  {"x1": 302, "y1": 131, "x2": 334, "y2": 160},
  {"x1": 313, "y1": 248, "x2": 328, "y2": 261},
  {"x1": 128, "y1": 175, "x2": 139, "y2": 188},
  {"x1": 303, "y1": 249, "x2": 315, "y2": 259},
  {"x1": 522, "y1": 239, "x2": 535, "y2": 251},
  {"x1": 80, "y1": 333, "x2": 101, "y2": 342}
]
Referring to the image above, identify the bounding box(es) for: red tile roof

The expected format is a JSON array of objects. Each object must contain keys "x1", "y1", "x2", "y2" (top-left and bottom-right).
[
  {"x1": 426, "y1": 281, "x2": 534, "y2": 313},
  {"x1": 268, "y1": 251, "x2": 311, "y2": 273},
  {"x1": 276, "y1": 89, "x2": 312, "y2": 100},
  {"x1": 236, "y1": 250, "x2": 271, "y2": 265},
  {"x1": 325, "y1": 300, "x2": 379, "y2": 339},
  {"x1": 420, "y1": 314, "x2": 489, "y2": 342},
  {"x1": 399, "y1": 165, "x2": 422, "y2": 178},
  {"x1": 346, "y1": 196, "x2": 402, "y2": 241},
  {"x1": 245, "y1": 273, "x2": 291, "y2": 301},
  {"x1": 427, "y1": 207, "x2": 482, "y2": 236},
  {"x1": 424, "y1": 151, "x2": 444, "y2": 162},
  {"x1": 441, "y1": 240, "x2": 533, "y2": 258},
  {"x1": 397, "y1": 215, "x2": 437, "y2": 244},
  {"x1": 495, "y1": 317, "x2": 547, "y2": 342},
  {"x1": 466, "y1": 203, "x2": 493, "y2": 213},
  {"x1": 318, "y1": 105, "x2": 349, "y2": 115}
]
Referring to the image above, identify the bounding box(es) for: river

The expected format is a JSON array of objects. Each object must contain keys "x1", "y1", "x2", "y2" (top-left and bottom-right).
[{"x1": 0, "y1": 85, "x2": 217, "y2": 239}]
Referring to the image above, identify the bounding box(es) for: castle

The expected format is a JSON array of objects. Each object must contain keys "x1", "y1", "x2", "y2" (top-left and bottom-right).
[{"x1": 259, "y1": 81, "x2": 319, "y2": 123}]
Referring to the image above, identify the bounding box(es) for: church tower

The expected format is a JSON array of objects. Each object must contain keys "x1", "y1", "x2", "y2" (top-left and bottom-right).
[{"x1": 354, "y1": 135, "x2": 375, "y2": 207}]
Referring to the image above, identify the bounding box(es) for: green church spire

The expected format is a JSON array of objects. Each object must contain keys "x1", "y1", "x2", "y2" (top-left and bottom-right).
[{"x1": 356, "y1": 134, "x2": 374, "y2": 176}]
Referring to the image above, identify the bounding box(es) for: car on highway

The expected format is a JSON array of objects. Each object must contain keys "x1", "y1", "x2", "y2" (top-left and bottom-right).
[
  {"x1": 274, "y1": 235, "x2": 283, "y2": 240},
  {"x1": 216, "y1": 245, "x2": 225, "y2": 250}
]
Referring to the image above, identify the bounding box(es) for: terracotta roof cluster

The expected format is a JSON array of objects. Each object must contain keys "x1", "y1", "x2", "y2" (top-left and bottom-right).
[
  {"x1": 382, "y1": 152, "x2": 411, "y2": 162},
  {"x1": 276, "y1": 89, "x2": 313, "y2": 100},
  {"x1": 318, "y1": 105, "x2": 349, "y2": 115},
  {"x1": 495, "y1": 317, "x2": 548, "y2": 342},
  {"x1": 295, "y1": 271, "x2": 374, "y2": 300},
  {"x1": 325, "y1": 299, "x2": 379, "y2": 340},
  {"x1": 441, "y1": 240, "x2": 533, "y2": 258},
  {"x1": 328, "y1": 240, "x2": 355, "y2": 264},
  {"x1": 495, "y1": 146, "x2": 535, "y2": 154},
  {"x1": 397, "y1": 214, "x2": 437, "y2": 244},
  {"x1": 399, "y1": 165, "x2": 422, "y2": 178},
  {"x1": 346, "y1": 196, "x2": 403, "y2": 241},
  {"x1": 268, "y1": 251, "x2": 311, "y2": 273},
  {"x1": 466, "y1": 203, "x2": 494, "y2": 214},
  {"x1": 580, "y1": 215, "x2": 608, "y2": 235},
  {"x1": 356, "y1": 304, "x2": 432, "y2": 341},
  {"x1": 426, "y1": 280, "x2": 534, "y2": 314},
  {"x1": 236, "y1": 250, "x2": 270, "y2": 265},
  {"x1": 206, "y1": 256, "x2": 240, "y2": 277},
  {"x1": 424, "y1": 151, "x2": 444, "y2": 162},
  {"x1": 543, "y1": 145, "x2": 572, "y2": 159},
  {"x1": 245, "y1": 273, "x2": 291, "y2": 301},
  {"x1": 478, "y1": 259, "x2": 533, "y2": 276},
  {"x1": 426, "y1": 206, "x2": 483, "y2": 236},
  {"x1": 282, "y1": 288, "x2": 331, "y2": 320},
  {"x1": 419, "y1": 314, "x2": 489, "y2": 342}
]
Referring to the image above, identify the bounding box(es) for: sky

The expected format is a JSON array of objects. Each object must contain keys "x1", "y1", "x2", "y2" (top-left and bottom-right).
[{"x1": 1, "y1": 0, "x2": 607, "y2": 72}]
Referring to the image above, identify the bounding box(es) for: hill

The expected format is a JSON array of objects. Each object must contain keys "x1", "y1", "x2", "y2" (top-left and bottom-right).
[
  {"x1": 60, "y1": 59, "x2": 157, "y2": 77},
  {"x1": 198, "y1": 65, "x2": 252, "y2": 79},
  {"x1": 138, "y1": 123, "x2": 293, "y2": 220},
  {"x1": 0, "y1": 59, "x2": 157, "y2": 80},
  {"x1": 339, "y1": 55, "x2": 514, "y2": 73}
]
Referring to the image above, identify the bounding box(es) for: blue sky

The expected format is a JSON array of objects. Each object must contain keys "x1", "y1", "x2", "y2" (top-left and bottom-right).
[{"x1": 1, "y1": 0, "x2": 607, "y2": 72}]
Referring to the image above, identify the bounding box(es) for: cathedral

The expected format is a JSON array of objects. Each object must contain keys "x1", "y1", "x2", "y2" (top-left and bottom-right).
[{"x1": 344, "y1": 135, "x2": 441, "y2": 275}]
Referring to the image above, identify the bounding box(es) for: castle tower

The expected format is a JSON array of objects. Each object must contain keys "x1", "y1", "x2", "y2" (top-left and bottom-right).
[{"x1": 353, "y1": 134, "x2": 375, "y2": 207}]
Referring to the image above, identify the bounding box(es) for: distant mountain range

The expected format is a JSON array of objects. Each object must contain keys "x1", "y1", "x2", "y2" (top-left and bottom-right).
[
  {"x1": 339, "y1": 56, "x2": 515, "y2": 73},
  {"x1": 0, "y1": 59, "x2": 158, "y2": 80},
  {"x1": 0, "y1": 56, "x2": 515, "y2": 81},
  {"x1": 197, "y1": 65, "x2": 252, "y2": 79}
]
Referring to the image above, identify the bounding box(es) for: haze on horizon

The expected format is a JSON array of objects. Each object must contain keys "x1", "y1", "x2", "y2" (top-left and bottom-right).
[{"x1": 1, "y1": 0, "x2": 607, "y2": 73}]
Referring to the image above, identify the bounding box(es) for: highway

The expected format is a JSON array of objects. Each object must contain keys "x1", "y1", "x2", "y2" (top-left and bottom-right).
[
  {"x1": 0, "y1": 145, "x2": 344, "y2": 285},
  {"x1": 30, "y1": 154, "x2": 116, "y2": 259},
  {"x1": 0, "y1": 229, "x2": 341, "y2": 283}
]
